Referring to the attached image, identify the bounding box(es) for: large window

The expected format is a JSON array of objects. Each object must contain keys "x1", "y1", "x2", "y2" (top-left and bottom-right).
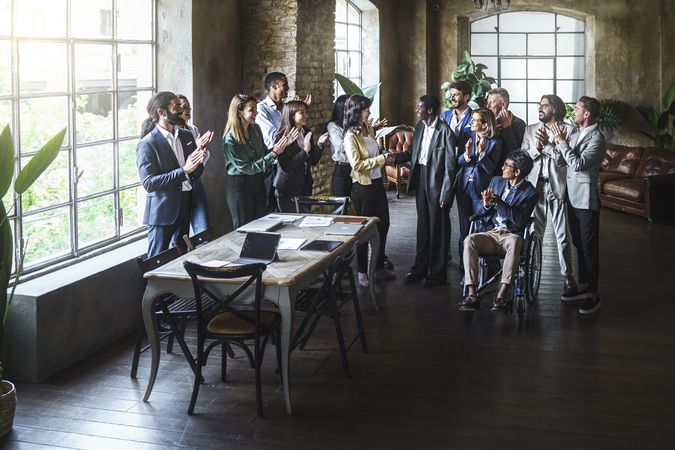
[
  {"x1": 1, "y1": 0, "x2": 155, "y2": 273},
  {"x1": 471, "y1": 11, "x2": 585, "y2": 124},
  {"x1": 335, "y1": 0, "x2": 362, "y2": 95}
]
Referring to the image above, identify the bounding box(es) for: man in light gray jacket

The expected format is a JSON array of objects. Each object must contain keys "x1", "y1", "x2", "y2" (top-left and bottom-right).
[
  {"x1": 551, "y1": 96, "x2": 606, "y2": 315},
  {"x1": 523, "y1": 94, "x2": 576, "y2": 297}
]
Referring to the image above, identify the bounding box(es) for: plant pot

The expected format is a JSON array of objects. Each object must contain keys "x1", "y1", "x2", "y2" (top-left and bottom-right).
[{"x1": 0, "y1": 380, "x2": 16, "y2": 437}]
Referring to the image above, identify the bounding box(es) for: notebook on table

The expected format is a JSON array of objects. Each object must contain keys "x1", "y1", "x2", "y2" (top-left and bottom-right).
[
  {"x1": 231, "y1": 232, "x2": 281, "y2": 265},
  {"x1": 236, "y1": 217, "x2": 283, "y2": 233},
  {"x1": 324, "y1": 223, "x2": 363, "y2": 236}
]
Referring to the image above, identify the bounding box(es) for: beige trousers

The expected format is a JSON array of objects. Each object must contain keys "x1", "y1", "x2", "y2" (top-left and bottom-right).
[{"x1": 463, "y1": 228, "x2": 523, "y2": 286}]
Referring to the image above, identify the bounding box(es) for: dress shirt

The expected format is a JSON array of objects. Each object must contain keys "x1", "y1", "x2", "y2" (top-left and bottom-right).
[
  {"x1": 327, "y1": 121, "x2": 348, "y2": 163},
  {"x1": 489, "y1": 179, "x2": 525, "y2": 230},
  {"x1": 575, "y1": 123, "x2": 598, "y2": 148},
  {"x1": 256, "y1": 96, "x2": 283, "y2": 149},
  {"x1": 418, "y1": 117, "x2": 438, "y2": 166},
  {"x1": 450, "y1": 107, "x2": 469, "y2": 136},
  {"x1": 157, "y1": 125, "x2": 191, "y2": 191}
]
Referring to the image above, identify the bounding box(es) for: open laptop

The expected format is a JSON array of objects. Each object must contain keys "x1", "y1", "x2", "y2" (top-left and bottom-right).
[
  {"x1": 324, "y1": 222, "x2": 363, "y2": 236},
  {"x1": 231, "y1": 232, "x2": 281, "y2": 265},
  {"x1": 236, "y1": 217, "x2": 283, "y2": 233}
]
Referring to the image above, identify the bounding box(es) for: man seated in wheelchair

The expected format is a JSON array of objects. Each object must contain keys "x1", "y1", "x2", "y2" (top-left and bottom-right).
[{"x1": 460, "y1": 149, "x2": 538, "y2": 312}]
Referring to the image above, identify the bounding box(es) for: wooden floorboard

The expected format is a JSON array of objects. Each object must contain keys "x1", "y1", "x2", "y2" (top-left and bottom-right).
[{"x1": 4, "y1": 190, "x2": 675, "y2": 449}]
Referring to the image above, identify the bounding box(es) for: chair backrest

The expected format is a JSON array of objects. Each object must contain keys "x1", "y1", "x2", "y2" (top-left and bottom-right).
[
  {"x1": 136, "y1": 246, "x2": 182, "y2": 274},
  {"x1": 181, "y1": 228, "x2": 215, "y2": 253},
  {"x1": 293, "y1": 196, "x2": 350, "y2": 215},
  {"x1": 183, "y1": 261, "x2": 267, "y2": 325},
  {"x1": 385, "y1": 129, "x2": 413, "y2": 154}
]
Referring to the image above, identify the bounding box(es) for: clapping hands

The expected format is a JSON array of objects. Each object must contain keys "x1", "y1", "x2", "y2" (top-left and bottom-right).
[
  {"x1": 481, "y1": 187, "x2": 499, "y2": 208},
  {"x1": 549, "y1": 122, "x2": 568, "y2": 145}
]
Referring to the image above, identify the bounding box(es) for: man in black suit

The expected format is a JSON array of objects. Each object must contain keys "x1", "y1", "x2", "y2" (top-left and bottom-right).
[
  {"x1": 487, "y1": 88, "x2": 526, "y2": 172},
  {"x1": 388, "y1": 95, "x2": 457, "y2": 287},
  {"x1": 460, "y1": 149, "x2": 538, "y2": 311},
  {"x1": 136, "y1": 91, "x2": 209, "y2": 257}
]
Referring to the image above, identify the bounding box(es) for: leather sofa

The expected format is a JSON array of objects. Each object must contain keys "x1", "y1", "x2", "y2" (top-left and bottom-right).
[
  {"x1": 382, "y1": 129, "x2": 413, "y2": 198},
  {"x1": 599, "y1": 144, "x2": 675, "y2": 221}
]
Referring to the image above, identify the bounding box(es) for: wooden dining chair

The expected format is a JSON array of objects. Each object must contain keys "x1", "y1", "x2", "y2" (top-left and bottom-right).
[
  {"x1": 181, "y1": 227, "x2": 215, "y2": 253},
  {"x1": 292, "y1": 195, "x2": 350, "y2": 215}
]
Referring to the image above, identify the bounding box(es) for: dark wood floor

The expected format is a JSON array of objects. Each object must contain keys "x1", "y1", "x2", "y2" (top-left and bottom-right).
[{"x1": 5, "y1": 191, "x2": 675, "y2": 449}]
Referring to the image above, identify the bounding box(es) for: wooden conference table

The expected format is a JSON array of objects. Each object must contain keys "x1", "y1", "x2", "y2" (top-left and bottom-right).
[{"x1": 141, "y1": 214, "x2": 380, "y2": 414}]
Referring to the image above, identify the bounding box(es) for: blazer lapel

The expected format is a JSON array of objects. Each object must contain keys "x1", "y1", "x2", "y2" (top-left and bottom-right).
[{"x1": 152, "y1": 127, "x2": 180, "y2": 168}]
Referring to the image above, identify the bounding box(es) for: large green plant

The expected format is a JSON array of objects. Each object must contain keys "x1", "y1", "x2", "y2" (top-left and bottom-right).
[
  {"x1": 335, "y1": 73, "x2": 380, "y2": 103},
  {"x1": 636, "y1": 81, "x2": 675, "y2": 150},
  {"x1": 0, "y1": 124, "x2": 66, "y2": 378},
  {"x1": 441, "y1": 50, "x2": 496, "y2": 109}
]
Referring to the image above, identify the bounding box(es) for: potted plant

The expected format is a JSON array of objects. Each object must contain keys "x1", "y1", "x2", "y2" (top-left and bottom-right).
[
  {"x1": 441, "y1": 50, "x2": 496, "y2": 109},
  {"x1": 636, "y1": 81, "x2": 675, "y2": 150},
  {"x1": 0, "y1": 124, "x2": 66, "y2": 437}
]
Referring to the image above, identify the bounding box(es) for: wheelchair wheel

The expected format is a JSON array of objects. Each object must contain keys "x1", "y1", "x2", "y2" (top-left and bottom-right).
[{"x1": 524, "y1": 234, "x2": 542, "y2": 304}]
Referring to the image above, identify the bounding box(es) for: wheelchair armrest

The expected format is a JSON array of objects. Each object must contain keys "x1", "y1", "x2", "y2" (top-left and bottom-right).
[{"x1": 469, "y1": 209, "x2": 491, "y2": 222}]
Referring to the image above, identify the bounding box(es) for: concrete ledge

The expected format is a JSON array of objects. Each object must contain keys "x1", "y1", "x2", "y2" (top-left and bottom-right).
[{"x1": 4, "y1": 240, "x2": 147, "y2": 382}]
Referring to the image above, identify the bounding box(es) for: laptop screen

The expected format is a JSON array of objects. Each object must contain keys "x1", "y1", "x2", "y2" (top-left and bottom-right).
[{"x1": 240, "y1": 232, "x2": 281, "y2": 260}]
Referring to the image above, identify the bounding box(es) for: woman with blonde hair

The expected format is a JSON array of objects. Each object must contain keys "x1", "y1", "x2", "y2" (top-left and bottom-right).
[
  {"x1": 223, "y1": 94, "x2": 294, "y2": 227},
  {"x1": 343, "y1": 94, "x2": 396, "y2": 287},
  {"x1": 455, "y1": 107, "x2": 502, "y2": 265}
]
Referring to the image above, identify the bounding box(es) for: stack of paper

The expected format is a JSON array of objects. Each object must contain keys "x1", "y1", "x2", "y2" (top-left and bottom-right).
[{"x1": 298, "y1": 216, "x2": 333, "y2": 227}]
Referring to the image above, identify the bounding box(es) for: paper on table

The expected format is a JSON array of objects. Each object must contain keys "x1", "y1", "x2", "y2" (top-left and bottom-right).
[
  {"x1": 278, "y1": 238, "x2": 306, "y2": 250},
  {"x1": 298, "y1": 216, "x2": 333, "y2": 227},
  {"x1": 199, "y1": 260, "x2": 231, "y2": 268},
  {"x1": 264, "y1": 214, "x2": 304, "y2": 223}
]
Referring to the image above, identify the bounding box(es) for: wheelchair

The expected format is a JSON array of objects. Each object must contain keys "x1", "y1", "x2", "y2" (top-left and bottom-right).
[{"x1": 461, "y1": 212, "x2": 543, "y2": 321}]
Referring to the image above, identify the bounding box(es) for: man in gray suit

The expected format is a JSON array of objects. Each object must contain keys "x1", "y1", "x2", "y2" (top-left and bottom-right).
[
  {"x1": 551, "y1": 96, "x2": 606, "y2": 315},
  {"x1": 523, "y1": 94, "x2": 576, "y2": 296}
]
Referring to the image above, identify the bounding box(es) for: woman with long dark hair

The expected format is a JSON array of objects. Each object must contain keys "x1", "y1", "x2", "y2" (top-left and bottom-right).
[
  {"x1": 223, "y1": 94, "x2": 293, "y2": 227},
  {"x1": 327, "y1": 94, "x2": 351, "y2": 196},
  {"x1": 273, "y1": 100, "x2": 327, "y2": 212},
  {"x1": 343, "y1": 95, "x2": 395, "y2": 287},
  {"x1": 455, "y1": 107, "x2": 502, "y2": 264}
]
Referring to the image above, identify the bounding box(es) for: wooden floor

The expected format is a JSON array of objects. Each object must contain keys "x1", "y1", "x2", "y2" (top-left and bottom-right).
[{"x1": 5, "y1": 192, "x2": 675, "y2": 449}]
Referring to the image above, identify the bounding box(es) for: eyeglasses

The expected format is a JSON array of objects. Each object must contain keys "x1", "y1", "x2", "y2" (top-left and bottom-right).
[
  {"x1": 502, "y1": 163, "x2": 516, "y2": 169},
  {"x1": 537, "y1": 103, "x2": 551, "y2": 110}
]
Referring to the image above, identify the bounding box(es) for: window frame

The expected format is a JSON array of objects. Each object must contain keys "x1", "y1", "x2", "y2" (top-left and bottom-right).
[
  {"x1": 334, "y1": 0, "x2": 363, "y2": 97},
  {"x1": 1, "y1": 0, "x2": 156, "y2": 275}
]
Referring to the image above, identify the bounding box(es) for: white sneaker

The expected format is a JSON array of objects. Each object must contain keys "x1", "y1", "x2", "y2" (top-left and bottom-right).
[{"x1": 357, "y1": 272, "x2": 369, "y2": 288}]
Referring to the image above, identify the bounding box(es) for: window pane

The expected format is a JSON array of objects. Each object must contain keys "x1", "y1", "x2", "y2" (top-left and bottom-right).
[
  {"x1": 0, "y1": 40, "x2": 10, "y2": 95},
  {"x1": 76, "y1": 143, "x2": 114, "y2": 197},
  {"x1": 120, "y1": 186, "x2": 145, "y2": 235},
  {"x1": 0, "y1": 0, "x2": 10, "y2": 35},
  {"x1": 75, "y1": 44, "x2": 113, "y2": 92},
  {"x1": 119, "y1": 140, "x2": 139, "y2": 186},
  {"x1": 19, "y1": 97, "x2": 69, "y2": 153},
  {"x1": 19, "y1": 43, "x2": 68, "y2": 94},
  {"x1": 528, "y1": 80, "x2": 553, "y2": 102},
  {"x1": 118, "y1": 44, "x2": 153, "y2": 89},
  {"x1": 335, "y1": 23, "x2": 347, "y2": 49},
  {"x1": 117, "y1": 0, "x2": 153, "y2": 40},
  {"x1": 119, "y1": 90, "x2": 152, "y2": 139},
  {"x1": 557, "y1": 14, "x2": 584, "y2": 32},
  {"x1": 557, "y1": 33, "x2": 584, "y2": 56},
  {"x1": 471, "y1": 15, "x2": 497, "y2": 33},
  {"x1": 509, "y1": 103, "x2": 527, "y2": 123},
  {"x1": 76, "y1": 93, "x2": 113, "y2": 144},
  {"x1": 528, "y1": 103, "x2": 540, "y2": 125},
  {"x1": 71, "y1": 0, "x2": 113, "y2": 39},
  {"x1": 499, "y1": 34, "x2": 526, "y2": 56},
  {"x1": 16, "y1": 0, "x2": 66, "y2": 37},
  {"x1": 336, "y1": 51, "x2": 349, "y2": 77},
  {"x1": 349, "y1": 51, "x2": 361, "y2": 79},
  {"x1": 500, "y1": 58, "x2": 526, "y2": 79},
  {"x1": 556, "y1": 57, "x2": 584, "y2": 79},
  {"x1": 528, "y1": 34, "x2": 554, "y2": 56},
  {"x1": 0, "y1": 100, "x2": 10, "y2": 136},
  {"x1": 528, "y1": 59, "x2": 553, "y2": 79},
  {"x1": 473, "y1": 56, "x2": 498, "y2": 76},
  {"x1": 347, "y1": 3, "x2": 360, "y2": 24},
  {"x1": 471, "y1": 33, "x2": 497, "y2": 56},
  {"x1": 557, "y1": 80, "x2": 585, "y2": 104},
  {"x1": 336, "y1": 0, "x2": 347, "y2": 22},
  {"x1": 500, "y1": 80, "x2": 526, "y2": 102},
  {"x1": 21, "y1": 151, "x2": 70, "y2": 212},
  {"x1": 347, "y1": 25, "x2": 360, "y2": 51},
  {"x1": 499, "y1": 12, "x2": 555, "y2": 32},
  {"x1": 23, "y1": 207, "x2": 71, "y2": 266},
  {"x1": 78, "y1": 195, "x2": 115, "y2": 246}
]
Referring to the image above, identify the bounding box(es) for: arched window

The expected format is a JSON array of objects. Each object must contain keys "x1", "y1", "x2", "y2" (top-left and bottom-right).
[{"x1": 471, "y1": 11, "x2": 585, "y2": 123}]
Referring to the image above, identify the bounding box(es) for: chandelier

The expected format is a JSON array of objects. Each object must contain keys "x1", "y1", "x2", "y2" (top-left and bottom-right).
[{"x1": 473, "y1": 0, "x2": 510, "y2": 12}]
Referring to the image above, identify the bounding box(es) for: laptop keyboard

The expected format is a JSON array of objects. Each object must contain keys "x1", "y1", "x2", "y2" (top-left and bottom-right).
[{"x1": 231, "y1": 257, "x2": 269, "y2": 265}]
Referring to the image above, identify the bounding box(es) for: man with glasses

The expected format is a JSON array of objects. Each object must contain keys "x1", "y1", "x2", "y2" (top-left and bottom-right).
[
  {"x1": 550, "y1": 96, "x2": 606, "y2": 315},
  {"x1": 522, "y1": 94, "x2": 576, "y2": 297},
  {"x1": 459, "y1": 150, "x2": 538, "y2": 312}
]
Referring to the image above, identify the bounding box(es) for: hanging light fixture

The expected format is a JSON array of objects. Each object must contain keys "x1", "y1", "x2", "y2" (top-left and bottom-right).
[{"x1": 473, "y1": 0, "x2": 510, "y2": 12}]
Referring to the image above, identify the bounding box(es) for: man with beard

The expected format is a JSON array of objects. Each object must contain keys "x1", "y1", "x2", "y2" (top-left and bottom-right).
[
  {"x1": 487, "y1": 88, "x2": 526, "y2": 172},
  {"x1": 388, "y1": 95, "x2": 457, "y2": 287},
  {"x1": 137, "y1": 91, "x2": 208, "y2": 257},
  {"x1": 522, "y1": 94, "x2": 576, "y2": 296}
]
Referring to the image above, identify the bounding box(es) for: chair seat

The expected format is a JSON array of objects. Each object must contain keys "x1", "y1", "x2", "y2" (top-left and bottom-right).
[{"x1": 207, "y1": 310, "x2": 280, "y2": 335}]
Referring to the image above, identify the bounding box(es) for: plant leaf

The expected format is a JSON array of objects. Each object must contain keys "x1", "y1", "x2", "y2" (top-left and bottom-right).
[
  {"x1": 440, "y1": 81, "x2": 450, "y2": 90},
  {"x1": 0, "y1": 201, "x2": 12, "y2": 336},
  {"x1": 334, "y1": 73, "x2": 364, "y2": 96},
  {"x1": 15, "y1": 128, "x2": 66, "y2": 195},
  {"x1": 463, "y1": 50, "x2": 471, "y2": 63},
  {"x1": 662, "y1": 80, "x2": 675, "y2": 110},
  {"x1": 0, "y1": 125, "x2": 14, "y2": 198},
  {"x1": 362, "y1": 83, "x2": 381, "y2": 103},
  {"x1": 476, "y1": 63, "x2": 487, "y2": 70},
  {"x1": 657, "y1": 111, "x2": 669, "y2": 130}
]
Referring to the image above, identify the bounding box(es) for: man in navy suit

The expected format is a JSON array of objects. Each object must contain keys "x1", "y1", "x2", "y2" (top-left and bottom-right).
[
  {"x1": 440, "y1": 80, "x2": 473, "y2": 155},
  {"x1": 136, "y1": 91, "x2": 209, "y2": 257},
  {"x1": 460, "y1": 149, "x2": 538, "y2": 311}
]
